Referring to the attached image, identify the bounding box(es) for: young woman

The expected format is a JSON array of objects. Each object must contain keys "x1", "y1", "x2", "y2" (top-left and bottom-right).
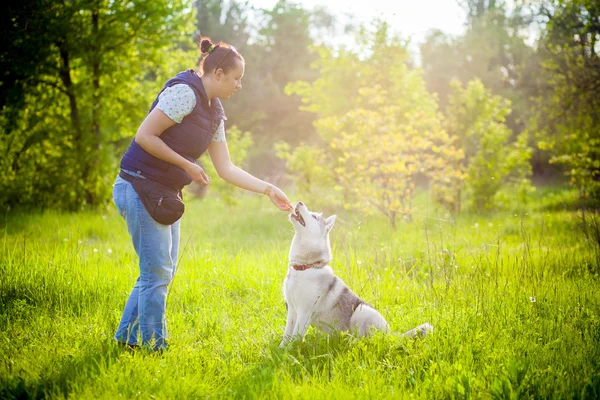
[{"x1": 112, "y1": 37, "x2": 293, "y2": 351}]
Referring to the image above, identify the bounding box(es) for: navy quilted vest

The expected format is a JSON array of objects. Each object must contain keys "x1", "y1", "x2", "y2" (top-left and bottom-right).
[{"x1": 120, "y1": 69, "x2": 227, "y2": 190}]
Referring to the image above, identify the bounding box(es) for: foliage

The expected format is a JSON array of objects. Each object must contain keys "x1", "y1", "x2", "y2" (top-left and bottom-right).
[
  {"x1": 274, "y1": 141, "x2": 336, "y2": 208},
  {"x1": 282, "y1": 22, "x2": 464, "y2": 226},
  {"x1": 1, "y1": 0, "x2": 598, "y2": 223},
  {"x1": 0, "y1": 0, "x2": 195, "y2": 210},
  {"x1": 317, "y1": 104, "x2": 462, "y2": 229},
  {"x1": 419, "y1": 0, "x2": 599, "y2": 208},
  {"x1": 193, "y1": 0, "x2": 334, "y2": 181},
  {"x1": 199, "y1": 126, "x2": 254, "y2": 207},
  {"x1": 420, "y1": 0, "x2": 533, "y2": 122},
  {"x1": 532, "y1": 0, "x2": 600, "y2": 202},
  {"x1": 445, "y1": 78, "x2": 533, "y2": 212}
]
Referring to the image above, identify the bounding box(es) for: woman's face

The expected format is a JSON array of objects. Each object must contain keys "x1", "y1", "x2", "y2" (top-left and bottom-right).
[{"x1": 216, "y1": 60, "x2": 244, "y2": 99}]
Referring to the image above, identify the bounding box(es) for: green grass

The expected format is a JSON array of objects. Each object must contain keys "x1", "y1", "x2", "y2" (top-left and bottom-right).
[{"x1": 1, "y1": 188, "x2": 599, "y2": 399}]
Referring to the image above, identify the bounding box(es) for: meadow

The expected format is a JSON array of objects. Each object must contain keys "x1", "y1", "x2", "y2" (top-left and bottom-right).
[{"x1": 1, "y1": 187, "x2": 599, "y2": 399}]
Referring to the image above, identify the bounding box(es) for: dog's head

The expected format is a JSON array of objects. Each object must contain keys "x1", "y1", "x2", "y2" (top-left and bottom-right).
[{"x1": 288, "y1": 202, "x2": 337, "y2": 265}]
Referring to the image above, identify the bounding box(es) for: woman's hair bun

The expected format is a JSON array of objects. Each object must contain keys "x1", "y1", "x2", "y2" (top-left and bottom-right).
[{"x1": 200, "y1": 37, "x2": 213, "y2": 54}]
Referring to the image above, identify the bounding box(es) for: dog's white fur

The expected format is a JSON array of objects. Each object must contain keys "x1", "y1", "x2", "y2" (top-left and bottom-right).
[{"x1": 280, "y1": 202, "x2": 433, "y2": 347}]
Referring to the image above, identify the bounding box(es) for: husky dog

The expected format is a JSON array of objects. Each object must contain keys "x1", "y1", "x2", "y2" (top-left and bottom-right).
[{"x1": 280, "y1": 202, "x2": 433, "y2": 347}]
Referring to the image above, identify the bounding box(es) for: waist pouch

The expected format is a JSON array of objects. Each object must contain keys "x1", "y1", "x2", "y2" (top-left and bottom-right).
[{"x1": 119, "y1": 171, "x2": 184, "y2": 225}]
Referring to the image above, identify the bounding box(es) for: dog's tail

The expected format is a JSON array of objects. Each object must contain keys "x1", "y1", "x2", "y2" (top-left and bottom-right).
[{"x1": 394, "y1": 322, "x2": 434, "y2": 339}]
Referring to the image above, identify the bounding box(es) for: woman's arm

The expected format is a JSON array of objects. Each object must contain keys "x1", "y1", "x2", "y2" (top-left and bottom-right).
[
  {"x1": 207, "y1": 140, "x2": 293, "y2": 210},
  {"x1": 134, "y1": 107, "x2": 210, "y2": 185}
]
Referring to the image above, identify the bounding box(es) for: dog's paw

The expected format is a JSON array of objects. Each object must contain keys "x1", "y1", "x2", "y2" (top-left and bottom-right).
[{"x1": 416, "y1": 322, "x2": 434, "y2": 337}]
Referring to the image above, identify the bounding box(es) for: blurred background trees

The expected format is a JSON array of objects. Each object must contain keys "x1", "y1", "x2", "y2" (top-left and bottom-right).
[{"x1": 1, "y1": 0, "x2": 598, "y2": 224}]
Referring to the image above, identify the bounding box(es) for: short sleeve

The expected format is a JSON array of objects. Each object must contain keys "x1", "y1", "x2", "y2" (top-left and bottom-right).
[
  {"x1": 212, "y1": 120, "x2": 226, "y2": 142},
  {"x1": 156, "y1": 84, "x2": 196, "y2": 123}
]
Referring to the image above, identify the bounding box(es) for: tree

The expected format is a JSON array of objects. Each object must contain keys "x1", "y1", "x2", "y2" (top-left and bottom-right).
[
  {"x1": 445, "y1": 78, "x2": 532, "y2": 212},
  {"x1": 0, "y1": 0, "x2": 194, "y2": 209},
  {"x1": 0, "y1": 0, "x2": 57, "y2": 130},
  {"x1": 421, "y1": 0, "x2": 533, "y2": 125},
  {"x1": 199, "y1": 126, "x2": 254, "y2": 207},
  {"x1": 531, "y1": 0, "x2": 600, "y2": 202},
  {"x1": 281, "y1": 22, "x2": 464, "y2": 227},
  {"x1": 193, "y1": 0, "x2": 335, "y2": 181}
]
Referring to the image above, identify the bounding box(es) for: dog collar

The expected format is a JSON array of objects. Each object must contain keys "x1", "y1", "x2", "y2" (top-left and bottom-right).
[{"x1": 291, "y1": 261, "x2": 324, "y2": 271}]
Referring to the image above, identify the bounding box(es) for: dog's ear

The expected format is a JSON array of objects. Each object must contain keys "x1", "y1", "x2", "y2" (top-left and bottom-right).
[{"x1": 325, "y1": 215, "x2": 337, "y2": 232}]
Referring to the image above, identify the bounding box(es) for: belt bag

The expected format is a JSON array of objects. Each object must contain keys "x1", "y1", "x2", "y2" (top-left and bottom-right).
[{"x1": 119, "y1": 171, "x2": 184, "y2": 225}]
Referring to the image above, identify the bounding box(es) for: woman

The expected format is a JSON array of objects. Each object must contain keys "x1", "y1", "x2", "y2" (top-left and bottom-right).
[{"x1": 112, "y1": 37, "x2": 293, "y2": 351}]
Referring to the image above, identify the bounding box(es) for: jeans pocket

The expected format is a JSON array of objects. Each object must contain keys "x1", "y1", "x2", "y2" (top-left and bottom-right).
[{"x1": 113, "y1": 180, "x2": 127, "y2": 218}]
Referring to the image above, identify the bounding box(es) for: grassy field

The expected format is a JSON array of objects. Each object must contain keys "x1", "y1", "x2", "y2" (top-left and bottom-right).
[{"x1": 1, "y1": 187, "x2": 599, "y2": 399}]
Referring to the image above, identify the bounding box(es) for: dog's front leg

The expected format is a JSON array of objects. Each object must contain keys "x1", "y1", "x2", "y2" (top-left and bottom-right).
[
  {"x1": 291, "y1": 309, "x2": 313, "y2": 341},
  {"x1": 279, "y1": 304, "x2": 297, "y2": 348}
]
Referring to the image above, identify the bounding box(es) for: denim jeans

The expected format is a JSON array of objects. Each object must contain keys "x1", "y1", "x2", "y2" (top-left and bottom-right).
[{"x1": 112, "y1": 171, "x2": 180, "y2": 350}]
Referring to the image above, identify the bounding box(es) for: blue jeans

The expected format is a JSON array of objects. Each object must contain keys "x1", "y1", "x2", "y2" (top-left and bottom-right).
[{"x1": 112, "y1": 171, "x2": 180, "y2": 350}]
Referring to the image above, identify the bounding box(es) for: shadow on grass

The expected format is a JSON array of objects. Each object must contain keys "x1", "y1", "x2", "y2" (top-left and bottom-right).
[
  {"x1": 530, "y1": 186, "x2": 599, "y2": 213},
  {"x1": 0, "y1": 278, "x2": 119, "y2": 328},
  {"x1": 0, "y1": 341, "x2": 127, "y2": 400}
]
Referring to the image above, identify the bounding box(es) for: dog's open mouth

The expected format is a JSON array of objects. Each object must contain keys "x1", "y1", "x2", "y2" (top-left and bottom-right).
[{"x1": 291, "y1": 206, "x2": 306, "y2": 227}]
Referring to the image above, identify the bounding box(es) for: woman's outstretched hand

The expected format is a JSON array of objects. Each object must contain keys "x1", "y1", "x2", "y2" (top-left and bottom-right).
[{"x1": 266, "y1": 185, "x2": 293, "y2": 211}]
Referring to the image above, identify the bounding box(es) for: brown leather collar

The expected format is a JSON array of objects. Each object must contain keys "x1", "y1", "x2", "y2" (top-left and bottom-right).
[{"x1": 291, "y1": 261, "x2": 325, "y2": 271}]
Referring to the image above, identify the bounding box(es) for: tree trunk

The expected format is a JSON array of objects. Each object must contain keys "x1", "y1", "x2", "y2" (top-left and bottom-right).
[
  {"x1": 196, "y1": 0, "x2": 208, "y2": 34},
  {"x1": 57, "y1": 39, "x2": 82, "y2": 142},
  {"x1": 87, "y1": 1, "x2": 101, "y2": 205}
]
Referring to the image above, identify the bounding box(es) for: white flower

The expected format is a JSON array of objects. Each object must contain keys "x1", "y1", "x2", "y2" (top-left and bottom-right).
[
  {"x1": 529, "y1": 296, "x2": 536, "y2": 303},
  {"x1": 94, "y1": 248, "x2": 98, "y2": 253},
  {"x1": 107, "y1": 249, "x2": 113, "y2": 254}
]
